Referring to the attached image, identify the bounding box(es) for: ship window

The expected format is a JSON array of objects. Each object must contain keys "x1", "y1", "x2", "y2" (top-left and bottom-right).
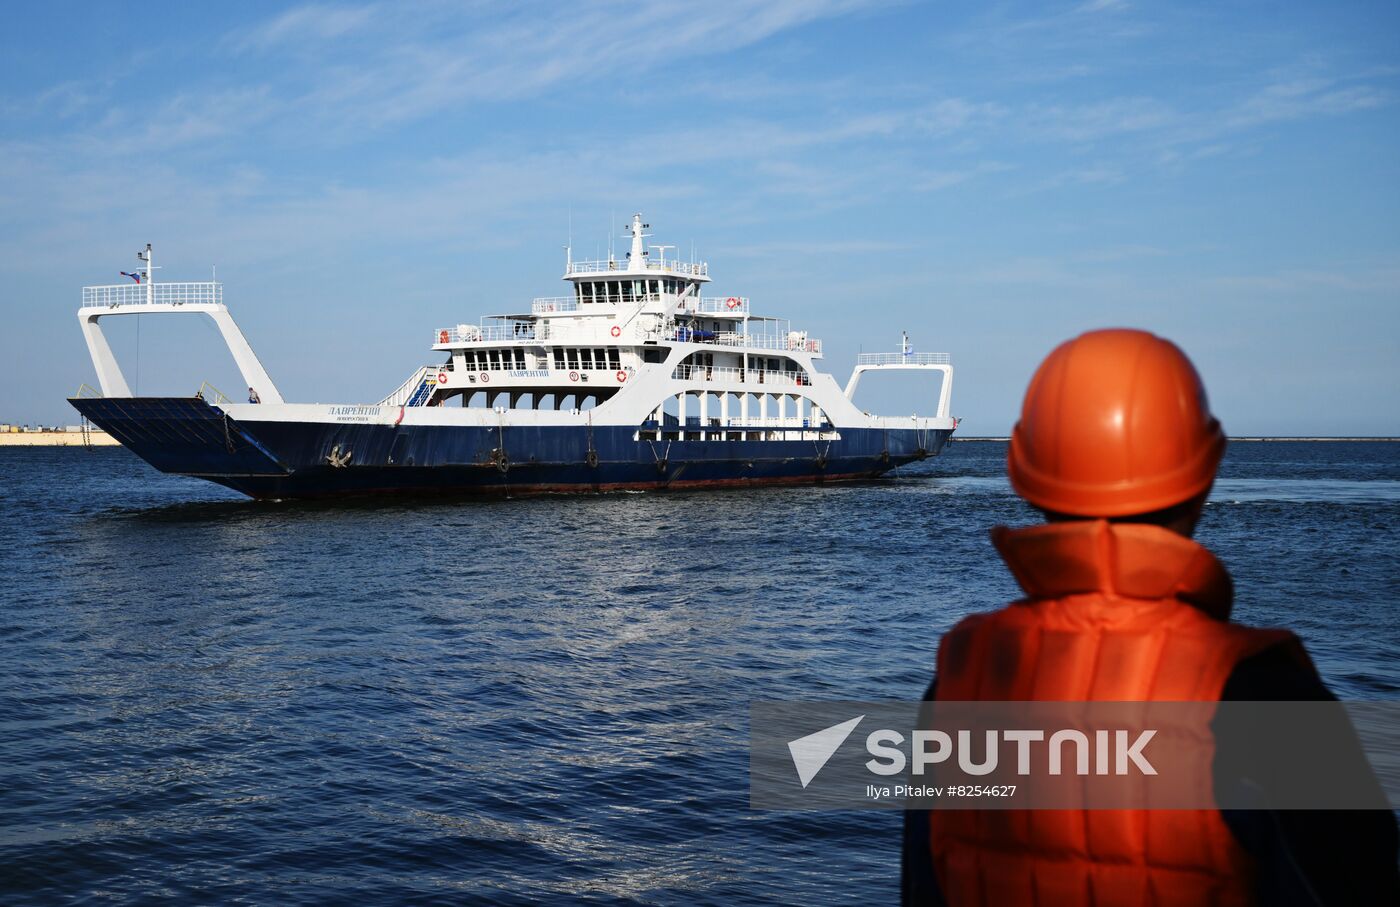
[
  {"x1": 514, "y1": 349, "x2": 526, "y2": 369},
  {"x1": 608, "y1": 348, "x2": 621, "y2": 369},
  {"x1": 594, "y1": 349, "x2": 606, "y2": 368},
  {"x1": 648, "y1": 280, "x2": 659, "y2": 296},
  {"x1": 488, "y1": 350, "x2": 500, "y2": 369},
  {"x1": 553, "y1": 348, "x2": 565, "y2": 369},
  {"x1": 581, "y1": 348, "x2": 594, "y2": 369},
  {"x1": 643, "y1": 347, "x2": 665, "y2": 364}
]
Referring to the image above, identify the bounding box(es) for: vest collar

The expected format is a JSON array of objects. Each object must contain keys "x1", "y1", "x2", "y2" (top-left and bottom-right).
[{"x1": 991, "y1": 520, "x2": 1233, "y2": 621}]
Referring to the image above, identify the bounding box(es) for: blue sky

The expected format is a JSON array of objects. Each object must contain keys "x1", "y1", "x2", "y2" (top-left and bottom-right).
[{"x1": 2, "y1": 1, "x2": 1397, "y2": 434}]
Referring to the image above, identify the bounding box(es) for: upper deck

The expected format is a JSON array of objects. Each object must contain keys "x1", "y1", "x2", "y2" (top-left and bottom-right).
[
  {"x1": 82, "y1": 281, "x2": 222, "y2": 308},
  {"x1": 565, "y1": 257, "x2": 708, "y2": 279},
  {"x1": 563, "y1": 215, "x2": 710, "y2": 282}
]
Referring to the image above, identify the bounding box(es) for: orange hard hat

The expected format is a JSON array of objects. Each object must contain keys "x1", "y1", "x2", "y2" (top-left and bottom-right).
[{"x1": 1007, "y1": 328, "x2": 1226, "y2": 517}]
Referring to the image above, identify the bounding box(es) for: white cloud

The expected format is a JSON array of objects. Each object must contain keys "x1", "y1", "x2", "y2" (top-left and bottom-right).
[{"x1": 232, "y1": 3, "x2": 380, "y2": 52}]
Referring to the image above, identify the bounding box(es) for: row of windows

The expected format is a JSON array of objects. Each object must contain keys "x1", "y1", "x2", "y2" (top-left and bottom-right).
[
  {"x1": 552, "y1": 347, "x2": 623, "y2": 371},
  {"x1": 463, "y1": 349, "x2": 529, "y2": 370},
  {"x1": 577, "y1": 278, "x2": 688, "y2": 303}
]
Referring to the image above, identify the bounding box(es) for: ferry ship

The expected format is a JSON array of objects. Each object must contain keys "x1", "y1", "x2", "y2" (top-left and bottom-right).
[{"x1": 68, "y1": 216, "x2": 957, "y2": 499}]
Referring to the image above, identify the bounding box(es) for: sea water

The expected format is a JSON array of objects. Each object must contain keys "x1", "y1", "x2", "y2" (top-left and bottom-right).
[{"x1": 1, "y1": 441, "x2": 1396, "y2": 903}]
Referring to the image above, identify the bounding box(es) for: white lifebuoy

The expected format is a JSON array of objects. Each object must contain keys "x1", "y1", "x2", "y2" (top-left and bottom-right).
[
  {"x1": 437, "y1": 371, "x2": 449, "y2": 384},
  {"x1": 616, "y1": 370, "x2": 628, "y2": 383},
  {"x1": 479, "y1": 372, "x2": 490, "y2": 383},
  {"x1": 568, "y1": 370, "x2": 579, "y2": 382},
  {"x1": 610, "y1": 325, "x2": 622, "y2": 337},
  {"x1": 725, "y1": 296, "x2": 741, "y2": 310}
]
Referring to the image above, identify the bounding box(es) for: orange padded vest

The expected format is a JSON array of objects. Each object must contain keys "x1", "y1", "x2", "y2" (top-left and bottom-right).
[{"x1": 928, "y1": 520, "x2": 1307, "y2": 907}]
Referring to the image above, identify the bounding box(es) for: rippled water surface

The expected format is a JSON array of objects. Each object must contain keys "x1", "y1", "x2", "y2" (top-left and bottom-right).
[{"x1": 2, "y1": 441, "x2": 1397, "y2": 904}]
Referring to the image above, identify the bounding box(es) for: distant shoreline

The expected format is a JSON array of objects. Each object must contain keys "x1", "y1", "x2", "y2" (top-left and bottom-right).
[
  {"x1": 0, "y1": 430, "x2": 118, "y2": 447},
  {"x1": 953, "y1": 436, "x2": 1399, "y2": 443}
]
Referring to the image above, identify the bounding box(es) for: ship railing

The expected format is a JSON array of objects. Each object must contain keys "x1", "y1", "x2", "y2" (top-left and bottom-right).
[
  {"x1": 672, "y1": 364, "x2": 811, "y2": 387},
  {"x1": 82, "y1": 282, "x2": 223, "y2": 308},
  {"x1": 535, "y1": 292, "x2": 714, "y2": 313},
  {"x1": 856, "y1": 351, "x2": 951, "y2": 365},
  {"x1": 566, "y1": 258, "x2": 708, "y2": 277},
  {"x1": 195, "y1": 382, "x2": 233, "y2": 405},
  {"x1": 673, "y1": 330, "x2": 822, "y2": 355},
  {"x1": 726, "y1": 416, "x2": 832, "y2": 428},
  {"x1": 681, "y1": 296, "x2": 749, "y2": 314},
  {"x1": 435, "y1": 323, "x2": 547, "y2": 344}
]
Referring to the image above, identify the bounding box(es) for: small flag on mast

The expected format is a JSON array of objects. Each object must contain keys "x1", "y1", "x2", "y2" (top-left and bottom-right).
[{"x1": 120, "y1": 271, "x2": 142, "y2": 284}]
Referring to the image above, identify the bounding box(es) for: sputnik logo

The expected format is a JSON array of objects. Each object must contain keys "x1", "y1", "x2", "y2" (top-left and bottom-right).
[{"x1": 787, "y1": 715, "x2": 864, "y2": 788}]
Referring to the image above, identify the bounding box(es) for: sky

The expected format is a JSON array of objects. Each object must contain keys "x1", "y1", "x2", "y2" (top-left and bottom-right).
[{"x1": 1, "y1": 0, "x2": 1397, "y2": 435}]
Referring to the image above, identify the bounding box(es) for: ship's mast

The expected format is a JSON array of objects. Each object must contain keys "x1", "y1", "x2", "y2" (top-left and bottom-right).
[
  {"x1": 137, "y1": 243, "x2": 154, "y2": 305},
  {"x1": 626, "y1": 213, "x2": 649, "y2": 266}
]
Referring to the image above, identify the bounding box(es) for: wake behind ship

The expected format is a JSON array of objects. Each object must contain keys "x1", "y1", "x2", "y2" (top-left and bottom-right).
[{"x1": 69, "y1": 216, "x2": 958, "y2": 499}]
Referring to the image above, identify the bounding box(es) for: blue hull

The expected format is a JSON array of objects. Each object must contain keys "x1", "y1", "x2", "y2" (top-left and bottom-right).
[{"x1": 69, "y1": 397, "x2": 953, "y2": 499}]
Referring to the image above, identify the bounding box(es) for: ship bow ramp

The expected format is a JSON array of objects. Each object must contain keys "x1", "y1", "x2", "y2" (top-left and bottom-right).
[{"x1": 68, "y1": 396, "x2": 289, "y2": 478}]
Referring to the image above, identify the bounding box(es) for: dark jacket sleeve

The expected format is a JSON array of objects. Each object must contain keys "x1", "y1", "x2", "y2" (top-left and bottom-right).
[
  {"x1": 1218, "y1": 643, "x2": 1400, "y2": 907},
  {"x1": 902, "y1": 677, "x2": 946, "y2": 906}
]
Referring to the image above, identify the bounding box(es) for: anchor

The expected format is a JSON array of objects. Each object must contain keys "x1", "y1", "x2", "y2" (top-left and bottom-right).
[
  {"x1": 326, "y1": 443, "x2": 353, "y2": 468},
  {"x1": 585, "y1": 414, "x2": 599, "y2": 468}
]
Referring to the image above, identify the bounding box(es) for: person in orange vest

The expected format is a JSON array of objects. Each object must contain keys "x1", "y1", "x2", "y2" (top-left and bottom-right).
[{"x1": 903, "y1": 329, "x2": 1397, "y2": 906}]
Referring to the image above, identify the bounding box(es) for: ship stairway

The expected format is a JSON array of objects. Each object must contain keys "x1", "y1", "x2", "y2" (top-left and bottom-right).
[
  {"x1": 378, "y1": 365, "x2": 438, "y2": 407},
  {"x1": 406, "y1": 379, "x2": 433, "y2": 407}
]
